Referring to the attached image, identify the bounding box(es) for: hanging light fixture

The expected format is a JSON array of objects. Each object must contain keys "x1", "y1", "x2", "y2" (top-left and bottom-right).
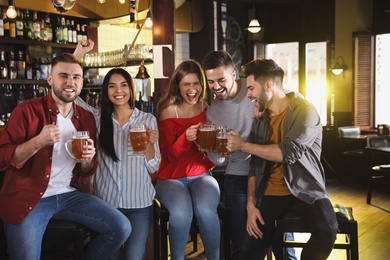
[
  {"x1": 247, "y1": 19, "x2": 261, "y2": 33},
  {"x1": 145, "y1": 10, "x2": 152, "y2": 27},
  {"x1": 6, "y1": 0, "x2": 17, "y2": 19},
  {"x1": 331, "y1": 56, "x2": 346, "y2": 75},
  {"x1": 97, "y1": 0, "x2": 106, "y2": 4}
]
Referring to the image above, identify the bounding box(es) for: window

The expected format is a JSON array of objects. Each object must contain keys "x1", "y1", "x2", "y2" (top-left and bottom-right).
[
  {"x1": 305, "y1": 42, "x2": 327, "y2": 126},
  {"x1": 375, "y1": 33, "x2": 390, "y2": 126}
]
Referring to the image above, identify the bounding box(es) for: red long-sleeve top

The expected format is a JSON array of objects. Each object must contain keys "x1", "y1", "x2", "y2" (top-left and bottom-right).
[
  {"x1": 157, "y1": 109, "x2": 215, "y2": 180},
  {"x1": 0, "y1": 94, "x2": 97, "y2": 225}
]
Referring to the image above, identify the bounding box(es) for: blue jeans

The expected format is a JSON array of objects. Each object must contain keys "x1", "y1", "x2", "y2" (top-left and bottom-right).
[
  {"x1": 110, "y1": 206, "x2": 152, "y2": 260},
  {"x1": 239, "y1": 196, "x2": 338, "y2": 260},
  {"x1": 3, "y1": 190, "x2": 131, "y2": 260},
  {"x1": 156, "y1": 172, "x2": 221, "y2": 260},
  {"x1": 224, "y1": 174, "x2": 248, "y2": 260}
]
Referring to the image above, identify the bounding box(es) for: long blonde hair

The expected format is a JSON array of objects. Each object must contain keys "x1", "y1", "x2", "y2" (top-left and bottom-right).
[{"x1": 156, "y1": 59, "x2": 207, "y2": 119}]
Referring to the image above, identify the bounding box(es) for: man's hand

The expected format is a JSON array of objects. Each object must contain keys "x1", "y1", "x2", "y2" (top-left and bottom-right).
[
  {"x1": 227, "y1": 130, "x2": 245, "y2": 152},
  {"x1": 73, "y1": 39, "x2": 95, "y2": 60},
  {"x1": 35, "y1": 124, "x2": 62, "y2": 148},
  {"x1": 246, "y1": 204, "x2": 265, "y2": 239},
  {"x1": 186, "y1": 123, "x2": 201, "y2": 142}
]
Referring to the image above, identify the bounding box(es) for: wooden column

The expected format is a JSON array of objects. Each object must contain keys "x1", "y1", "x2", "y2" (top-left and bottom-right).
[{"x1": 152, "y1": 0, "x2": 175, "y2": 109}]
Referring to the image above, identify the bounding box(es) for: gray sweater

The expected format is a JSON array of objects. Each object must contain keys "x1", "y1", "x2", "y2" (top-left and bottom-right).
[{"x1": 206, "y1": 78, "x2": 255, "y2": 176}]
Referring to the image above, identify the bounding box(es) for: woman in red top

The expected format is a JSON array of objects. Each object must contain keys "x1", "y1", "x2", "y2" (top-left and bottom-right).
[{"x1": 156, "y1": 60, "x2": 220, "y2": 260}]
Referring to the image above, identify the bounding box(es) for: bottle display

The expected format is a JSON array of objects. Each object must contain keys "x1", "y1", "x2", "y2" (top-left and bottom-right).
[
  {"x1": 0, "y1": 8, "x2": 4, "y2": 38},
  {"x1": 8, "y1": 51, "x2": 17, "y2": 80},
  {"x1": 24, "y1": 10, "x2": 33, "y2": 40},
  {"x1": 32, "y1": 11, "x2": 40, "y2": 40},
  {"x1": 17, "y1": 51, "x2": 25, "y2": 79},
  {"x1": 16, "y1": 9, "x2": 24, "y2": 39},
  {"x1": 0, "y1": 51, "x2": 7, "y2": 79},
  {"x1": 25, "y1": 51, "x2": 32, "y2": 80},
  {"x1": 3, "y1": 9, "x2": 9, "y2": 38}
]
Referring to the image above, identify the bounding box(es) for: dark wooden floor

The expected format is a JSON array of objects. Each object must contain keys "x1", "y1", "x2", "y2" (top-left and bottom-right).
[{"x1": 182, "y1": 178, "x2": 390, "y2": 260}]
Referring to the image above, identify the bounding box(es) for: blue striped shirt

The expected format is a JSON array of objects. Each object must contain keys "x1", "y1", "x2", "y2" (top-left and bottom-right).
[{"x1": 75, "y1": 97, "x2": 160, "y2": 208}]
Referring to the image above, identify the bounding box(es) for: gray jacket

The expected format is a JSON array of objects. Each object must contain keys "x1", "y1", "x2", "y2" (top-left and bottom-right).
[{"x1": 248, "y1": 91, "x2": 329, "y2": 205}]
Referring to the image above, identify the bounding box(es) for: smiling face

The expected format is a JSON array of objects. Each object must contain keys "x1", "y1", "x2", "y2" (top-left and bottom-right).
[
  {"x1": 205, "y1": 66, "x2": 236, "y2": 100},
  {"x1": 48, "y1": 61, "x2": 83, "y2": 104},
  {"x1": 107, "y1": 73, "x2": 131, "y2": 108},
  {"x1": 246, "y1": 74, "x2": 269, "y2": 113},
  {"x1": 179, "y1": 73, "x2": 202, "y2": 106}
]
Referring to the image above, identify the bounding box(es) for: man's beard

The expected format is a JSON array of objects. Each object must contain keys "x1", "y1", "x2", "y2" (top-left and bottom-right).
[{"x1": 53, "y1": 85, "x2": 79, "y2": 103}]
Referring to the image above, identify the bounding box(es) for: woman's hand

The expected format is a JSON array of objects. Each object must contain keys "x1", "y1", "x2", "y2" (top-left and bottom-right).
[{"x1": 186, "y1": 123, "x2": 201, "y2": 142}]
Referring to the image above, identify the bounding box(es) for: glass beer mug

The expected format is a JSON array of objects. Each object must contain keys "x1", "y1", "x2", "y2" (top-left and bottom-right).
[
  {"x1": 216, "y1": 126, "x2": 231, "y2": 158},
  {"x1": 198, "y1": 122, "x2": 217, "y2": 152},
  {"x1": 65, "y1": 131, "x2": 90, "y2": 162},
  {"x1": 130, "y1": 124, "x2": 148, "y2": 154}
]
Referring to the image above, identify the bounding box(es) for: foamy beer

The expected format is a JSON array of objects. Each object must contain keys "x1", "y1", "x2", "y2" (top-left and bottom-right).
[
  {"x1": 216, "y1": 126, "x2": 231, "y2": 157},
  {"x1": 65, "y1": 131, "x2": 90, "y2": 162},
  {"x1": 198, "y1": 122, "x2": 217, "y2": 152},
  {"x1": 130, "y1": 124, "x2": 148, "y2": 154}
]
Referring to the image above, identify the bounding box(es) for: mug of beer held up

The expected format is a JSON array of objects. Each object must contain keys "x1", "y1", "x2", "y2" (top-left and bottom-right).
[
  {"x1": 198, "y1": 122, "x2": 217, "y2": 153},
  {"x1": 216, "y1": 126, "x2": 231, "y2": 158},
  {"x1": 65, "y1": 131, "x2": 91, "y2": 162},
  {"x1": 130, "y1": 123, "x2": 148, "y2": 154}
]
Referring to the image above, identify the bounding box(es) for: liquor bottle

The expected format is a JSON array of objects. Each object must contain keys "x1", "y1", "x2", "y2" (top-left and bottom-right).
[
  {"x1": 46, "y1": 16, "x2": 53, "y2": 42},
  {"x1": 17, "y1": 50, "x2": 25, "y2": 79},
  {"x1": 61, "y1": 17, "x2": 68, "y2": 44},
  {"x1": 0, "y1": 51, "x2": 8, "y2": 79},
  {"x1": 32, "y1": 11, "x2": 40, "y2": 40},
  {"x1": 55, "y1": 16, "x2": 62, "y2": 43},
  {"x1": 67, "y1": 19, "x2": 72, "y2": 44},
  {"x1": 71, "y1": 20, "x2": 77, "y2": 43},
  {"x1": 40, "y1": 18, "x2": 46, "y2": 41},
  {"x1": 76, "y1": 23, "x2": 82, "y2": 42},
  {"x1": 24, "y1": 10, "x2": 33, "y2": 40},
  {"x1": 9, "y1": 12, "x2": 16, "y2": 38},
  {"x1": 16, "y1": 9, "x2": 24, "y2": 39},
  {"x1": 3, "y1": 9, "x2": 9, "y2": 38},
  {"x1": 8, "y1": 51, "x2": 17, "y2": 80},
  {"x1": 25, "y1": 51, "x2": 33, "y2": 80},
  {"x1": 17, "y1": 85, "x2": 25, "y2": 105},
  {"x1": 81, "y1": 24, "x2": 87, "y2": 41},
  {"x1": 0, "y1": 8, "x2": 4, "y2": 38}
]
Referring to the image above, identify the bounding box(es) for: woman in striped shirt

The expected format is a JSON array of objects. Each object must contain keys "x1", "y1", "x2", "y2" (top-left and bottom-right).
[{"x1": 75, "y1": 68, "x2": 160, "y2": 260}]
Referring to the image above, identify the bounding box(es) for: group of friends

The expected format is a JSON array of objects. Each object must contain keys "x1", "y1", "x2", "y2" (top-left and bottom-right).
[{"x1": 0, "y1": 39, "x2": 338, "y2": 260}]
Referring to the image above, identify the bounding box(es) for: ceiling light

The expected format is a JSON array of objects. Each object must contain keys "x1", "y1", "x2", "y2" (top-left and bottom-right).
[
  {"x1": 247, "y1": 19, "x2": 261, "y2": 33},
  {"x1": 6, "y1": 0, "x2": 17, "y2": 19},
  {"x1": 145, "y1": 11, "x2": 152, "y2": 27}
]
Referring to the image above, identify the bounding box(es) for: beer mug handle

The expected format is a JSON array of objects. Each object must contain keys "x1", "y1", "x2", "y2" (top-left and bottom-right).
[{"x1": 64, "y1": 139, "x2": 76, "y2": 159}]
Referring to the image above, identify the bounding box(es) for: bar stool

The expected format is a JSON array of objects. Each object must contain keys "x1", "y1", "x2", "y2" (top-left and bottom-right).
[
  {"x1": 153, "y1": 199, "x2": 231, "y2": 260},
  {"x1": 273, "y1": 203, "x2": 358, "y2": 260}
]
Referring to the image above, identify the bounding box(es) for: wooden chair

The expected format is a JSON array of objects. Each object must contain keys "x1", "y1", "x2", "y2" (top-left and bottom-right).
[
  {"x1": 365, "y1": 135, "x2": 390, "y2": 204},
  {"x1": 153, "y1": 199, "x2": 231, "y2": 260},
  {"x1": 273, "y1": 203, "x2": 358, "y2": 260}
]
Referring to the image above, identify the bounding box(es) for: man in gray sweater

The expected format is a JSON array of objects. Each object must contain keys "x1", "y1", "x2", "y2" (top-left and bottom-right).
[{"x1": 203, "y1": 51, "x2": 297, "y2": 260}]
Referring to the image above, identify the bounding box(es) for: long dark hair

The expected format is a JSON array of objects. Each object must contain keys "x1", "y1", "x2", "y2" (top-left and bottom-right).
[
  {"x1": 156, "y1": 59, "x2": 206, "y2": 119},
  {"x1": 99, "y1": 68, "x2": 135, "y2": 161}
]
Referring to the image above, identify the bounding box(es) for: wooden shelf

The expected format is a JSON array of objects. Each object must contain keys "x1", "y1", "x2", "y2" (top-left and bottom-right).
[
  {"x1": 0, "y1": 38, "x2": 77, "y2": 49},
  {"x1": 0, "y1": 79, "x2": 48, "y2": 85}
]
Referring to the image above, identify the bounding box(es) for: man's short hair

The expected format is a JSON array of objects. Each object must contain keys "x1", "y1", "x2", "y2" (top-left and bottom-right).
[
  {"x1": 52, "y1": 52, "x2": 83, "y2": 70},
  {"x1": 242, "y1": 59, "x2": 284, "y2": 85},
  {"x1": 202, "y1": 50, "x2": 234, "y2": 71}
]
